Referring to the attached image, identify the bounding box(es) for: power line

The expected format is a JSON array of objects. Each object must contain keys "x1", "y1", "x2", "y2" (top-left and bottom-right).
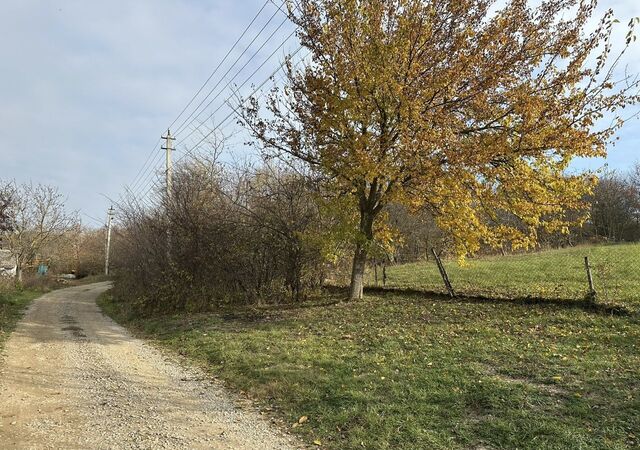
[
  {"x1": 173, "y1": 3, "x2": 291, "y2": 138},
  {"x1": 126, "y1": 0, "x2": 284, "y2": 196},
  {"x1": 135, "y1": 51, "x2": 304, "y2": 204},
  {"x1": 166, "y1": 0, "x2": 273, "y2": 133},
  {"x1": 82, "y1": 212, "x2": 105, "y2": 228},
  {"x1": 131, "y1": 2, "x2": 302, "y2": 205},
  {"x1": 174, "y1": 31, "x2": 300, "y2": 149},
  {"x1": 137, "y1": 47, "x2": 308, "y2": 206},
  {"x1": 128, "y1": 138, "x2": 163, "y2": 194},
  {"x1": 176, "y1": 46, "x2": 305, "y2": 164},
  {"x1": 129, "y1": 153, "x2": 166, "y2": 196},
  {"x1": 131, "y1": 168, "x2": 165, "y2": 205}
]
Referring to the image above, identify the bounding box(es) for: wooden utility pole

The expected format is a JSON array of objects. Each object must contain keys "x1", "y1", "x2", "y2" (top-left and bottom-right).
[
  {"x1": 104, "y1": 206, "x2": 115, "y2": 276},
  {"x1": 162, "y1": 130, "x2": 175, "y2": 258},
  {"x1": 162, "y1": 130, "x2": 175, "y2": 203}
]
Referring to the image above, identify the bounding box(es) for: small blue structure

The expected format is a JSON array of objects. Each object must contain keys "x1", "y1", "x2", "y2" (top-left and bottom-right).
[{"x1": 37, "y1": 263, "x2": 49, "y2": 276}]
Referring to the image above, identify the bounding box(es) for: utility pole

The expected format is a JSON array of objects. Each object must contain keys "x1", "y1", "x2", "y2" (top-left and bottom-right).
[
  {"x1": 161, "y1": 130, "x2": 175, "y2": 258},
  {"x1": 105, "y1": 206, "x2": 115, "y2": 276},
  {"x1": 162, "y1": 130, "x2": 175, "y2": 204}
]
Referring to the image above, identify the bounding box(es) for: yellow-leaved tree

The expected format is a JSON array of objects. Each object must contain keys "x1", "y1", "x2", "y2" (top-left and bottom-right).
[{"x1": 242, "y1": 0, "x2": 639, "y2": 300}]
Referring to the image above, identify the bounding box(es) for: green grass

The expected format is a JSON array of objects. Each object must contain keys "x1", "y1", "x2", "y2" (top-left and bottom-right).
[
  {"x1": 0, "y1": 288, "x2": 41, "y2": 350},
  {"x1": 370, "y1": 243, "x2": 640, "y2": 312},
  {"x1": 100, "y1": 290, "x2": 640, "y2": 450}
]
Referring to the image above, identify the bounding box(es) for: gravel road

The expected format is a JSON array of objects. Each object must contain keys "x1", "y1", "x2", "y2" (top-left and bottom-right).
[{"x1": 0, "y1": 282, "x2": 300, "y2": 449}]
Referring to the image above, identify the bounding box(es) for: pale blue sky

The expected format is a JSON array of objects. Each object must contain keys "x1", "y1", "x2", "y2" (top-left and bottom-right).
[{"x1": 1, "y1": 0, "x2": 639, "y2": 225}]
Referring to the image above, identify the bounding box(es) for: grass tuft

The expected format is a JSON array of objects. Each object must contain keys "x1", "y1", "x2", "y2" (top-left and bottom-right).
[{"x1": 0, "y1": 288, "x2": 41, "y2": 350}]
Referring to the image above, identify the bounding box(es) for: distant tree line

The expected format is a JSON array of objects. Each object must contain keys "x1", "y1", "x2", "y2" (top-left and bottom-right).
[
  {"x1": 588, "y1": 165, "x2": 640, "y2": 243},
  {"x1": 0, "y1": 180, "x2": 105, "y2": 283}
]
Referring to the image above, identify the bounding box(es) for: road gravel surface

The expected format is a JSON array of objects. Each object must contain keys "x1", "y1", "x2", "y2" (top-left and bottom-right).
[{"x1": 0, "y1": 282, "x2": 299, "y2": 449}]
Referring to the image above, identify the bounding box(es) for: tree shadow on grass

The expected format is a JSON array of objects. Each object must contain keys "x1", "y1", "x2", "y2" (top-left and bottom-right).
[
  {"x1": 204, "y1": 285, "x2": 633, "y2": 330},
  {"x1": 358, "y1": 285, "x2": 632, "y2": 317}
]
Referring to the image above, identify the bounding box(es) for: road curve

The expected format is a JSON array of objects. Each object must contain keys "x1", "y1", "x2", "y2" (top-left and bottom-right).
[{"x1": 0, "y1": 282, "x2": 299, "y2": 449}]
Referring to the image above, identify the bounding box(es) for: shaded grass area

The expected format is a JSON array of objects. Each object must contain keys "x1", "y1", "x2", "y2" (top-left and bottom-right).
[
  {"x1": 0, "y1": 289, "x2": 41, "y2": 350},
  {"x1": 99, "y1": 290, "x2": 640, "y2": 450},
  {"x1": 372, "y1": 243, "x2": 640, "y2": 312}
]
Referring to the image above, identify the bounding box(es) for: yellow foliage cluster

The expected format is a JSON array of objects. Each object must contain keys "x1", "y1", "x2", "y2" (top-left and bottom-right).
[{"x1": 244, "y1": 0, "x2": 639, "y2": 268}]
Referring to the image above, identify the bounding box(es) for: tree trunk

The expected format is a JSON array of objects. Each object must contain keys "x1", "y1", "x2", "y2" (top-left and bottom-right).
[
  {"x1": 349, "y1": 243, "x2": 367, "y2": 300},
  {"x1": 348, "y1": 205, "x2": 376, "y2": 300},
  {"x1": 16, "y1": 266, "x2": 23, "y2": 283}
]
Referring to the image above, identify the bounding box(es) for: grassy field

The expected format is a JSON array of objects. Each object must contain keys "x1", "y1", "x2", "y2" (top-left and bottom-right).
[
  {"x1": 370, "y1": 243, "x2": 640, "y2": 312},
  {"x1": 100, "y1": 290, "x2": 640, "y2": 450},
  {"x1": 0, "y1": 288, "x2": 41, "y2": 350}
]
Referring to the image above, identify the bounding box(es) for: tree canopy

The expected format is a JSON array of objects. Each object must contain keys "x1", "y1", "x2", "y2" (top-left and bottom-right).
[{"x1": 243, "y1": 0, "x2": 640, "y2": 299}]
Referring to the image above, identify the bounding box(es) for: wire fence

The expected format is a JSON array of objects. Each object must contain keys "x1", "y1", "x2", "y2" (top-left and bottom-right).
[{"x1": 365, "y1": 243, "x2": 640, "y2": 313}]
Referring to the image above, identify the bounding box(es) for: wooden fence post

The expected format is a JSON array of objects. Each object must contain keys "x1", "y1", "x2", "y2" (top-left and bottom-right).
[
  {"x1": 431, "y1": 248, "x2": 456, "y2": 298},
  {"x1": 584, "y1": 256, "x2": 596, "y2": 301}
]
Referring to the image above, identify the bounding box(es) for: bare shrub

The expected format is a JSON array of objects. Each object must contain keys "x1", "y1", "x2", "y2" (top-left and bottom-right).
[{"x1": 112, "y1": 154, "x2": 328, "y2": 314}]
